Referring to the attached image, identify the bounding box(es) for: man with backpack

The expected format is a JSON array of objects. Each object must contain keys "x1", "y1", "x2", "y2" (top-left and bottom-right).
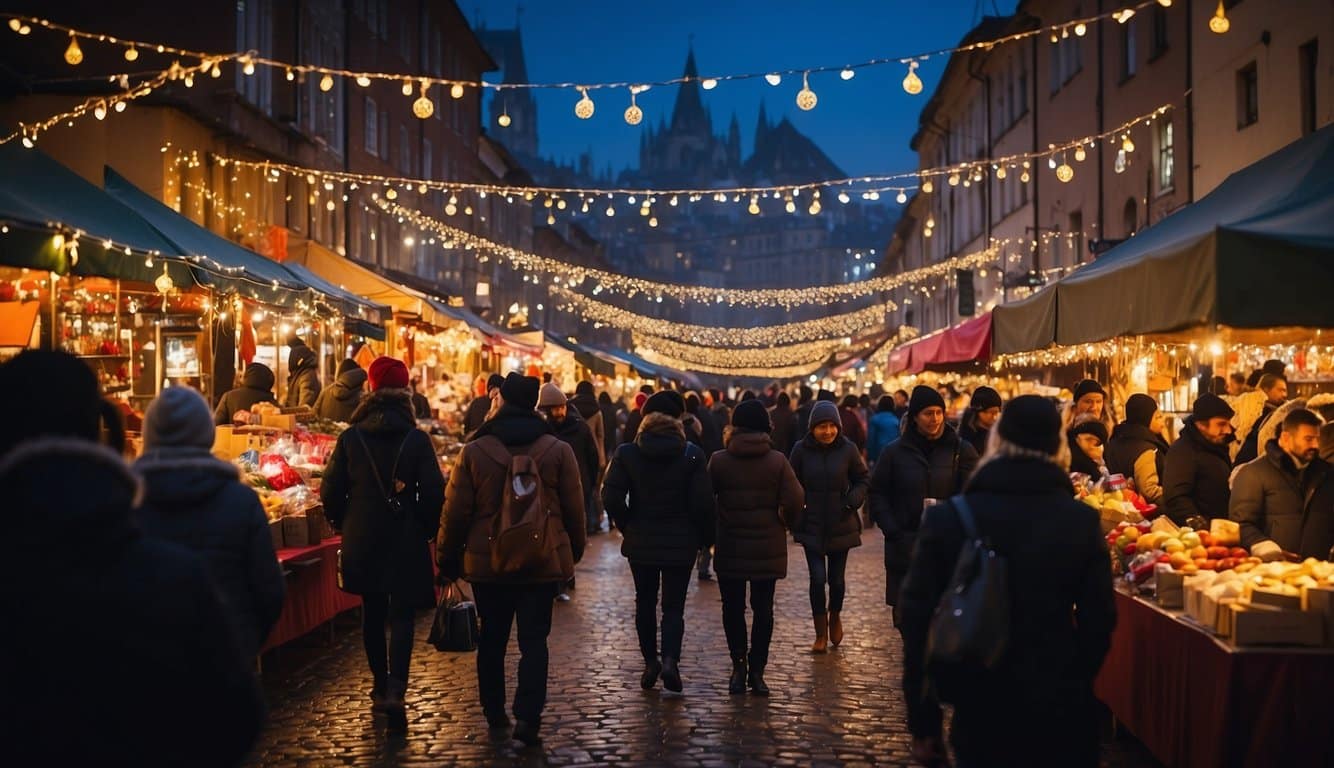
[{"x1": 437, "y1": 373, "x2": 586, "y2": 748}]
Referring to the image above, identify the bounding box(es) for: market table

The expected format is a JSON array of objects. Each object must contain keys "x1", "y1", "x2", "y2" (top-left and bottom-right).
[
  {"x1": 261, "y1": 536, "x2": 360, "y2": 652},
  {"x1": 1094, "y1": 589, "x2": 1334, "y2": 768}
]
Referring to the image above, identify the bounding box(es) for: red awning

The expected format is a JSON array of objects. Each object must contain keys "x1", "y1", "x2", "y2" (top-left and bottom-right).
[{"x1": 885, "y1": 313, "x2": 993, "y2": 375}]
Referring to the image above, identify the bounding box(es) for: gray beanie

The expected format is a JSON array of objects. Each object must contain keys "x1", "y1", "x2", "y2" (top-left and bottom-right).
[{"x1": 143, "y1": 386, "x2": 215, "y2": 452}]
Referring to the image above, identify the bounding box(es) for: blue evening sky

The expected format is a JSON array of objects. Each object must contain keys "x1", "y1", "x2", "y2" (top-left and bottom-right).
[{"x1": 470, "y1": 0, "x2": 1021, "y2": 179}]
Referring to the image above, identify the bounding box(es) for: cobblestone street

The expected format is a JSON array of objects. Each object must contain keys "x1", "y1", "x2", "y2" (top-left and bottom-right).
[{"x1": 249, "y1": 531, "x2": 1160, "y2": 767}]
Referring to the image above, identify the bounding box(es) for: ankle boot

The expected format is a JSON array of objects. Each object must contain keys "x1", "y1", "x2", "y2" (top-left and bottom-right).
[
  {"x1": 727, "y1": 657, "x2": 748, "y2": 695},
  {"x1": 640, "y1": 657, "x2": 662, "y2": 690},
  {"x1": 747, "y1": 665, "x2": 770, "y2": 696},
  {"x1": 661, "y1": 657, "x2": 683, "y2": 692},
  {"x1": 828, "y1": 610, "x2": 844, "y2": 647},
  {"x1": 811, "y1": 613, "x2": 828, "y2": 654}
]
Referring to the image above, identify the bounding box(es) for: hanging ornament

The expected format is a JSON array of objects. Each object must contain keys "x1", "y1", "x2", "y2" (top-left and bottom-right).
[
  {"x1": 1056, "y1": 155, "x2": 1074, "y2": 183},
  {"x1": 624, "y1": 90, "x2": 643, "y2": 125},
  {"x1": 796, "y1": 72, "x2": 817, "y2": 111},
  {"x1": 124, "y1": 45, "x2": 139, "y2": 61},
  {"x1": 450, "y1": 83, "x2": 464, "y2": 99},
  {"x1": 1075, "y1": 144, "x2": 1087, "y2": 162},
  {"x1": 412, "y1": 81, "x2": 434, "y2": 119},
  {"x1": 1115, "y1": 149, "x2": 1128, "y2": 174},
  {"x1": 64, "y1": 34, "x2": 83, "y2": 66},
  {"x1": 1122, "y1": 135, "x2": 1135, "y2": 153},
  {"x1": 574, "y1": 87, "x2": 595, "y2": 119},
  {"x1": 1209, "y1": 0, "x2": 1230, "y2": 33},
  {"x1": 921, "y1": 179, "x2": 934, "y2": 194},
  {"x1": 902, "y1": 61, "x2": 923, "y2": 95},
  {"x1": 764, "y1": 73, "x2": 782, "y2": 86},
  {"x1": 498, "y1": 109, "x2": 511, "y2": 127},
  {"x1": 319, "y1": 74, "x2": 334, "y2": 92}
]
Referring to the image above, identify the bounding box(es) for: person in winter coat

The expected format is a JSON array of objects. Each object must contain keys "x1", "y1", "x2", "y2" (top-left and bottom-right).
[
  {"x1": 708, "y1": 400, "x2": 805, "y2": 695},
  {"x1": 313, "y1": 359, "x2": 368, "y2": 423},
  {"x1": 788, "y1": 400, "x2": 869, "y2": 653},
  {"x1": 320, "y1": 356, "x2": 446, "y2": 730},
  {"x1": 0, "y1": 350, "x2": 262, "y2": 768},
  {"x1": 769, "y1": 391, "x2": 797, "y2": 456},
  {"x1": 899, "y1": 395, "x2": 1116, "y2": 768},
  {"x1": 867, "y1": 394, "x2": 902, "y2": 464},
  {"x1": 1234, "y1": 374, "x2": 1289, "y2": 465},
  {"x1": 869, "y1": 385, "x2": 979, "y2": 623},
  {"x1": 957, "y1": 386, "x2": 1002, "y2": 456},
  {"x1": 598, "y1": 391, "x2": 620, "y2": 450},
  {"x1": 284, "y1": 338, "x2": 322, "y2": 408},
  {"x1": 685, "y1": 392, "x2": 724, "y2": 455},
  {"x1": 1231, "y1": 409, "x2": 1333, "y2": 559},
  {"x1": 464, "y1": 373, "x2": 505, "y2": 436},
  {"x1": 1105, "y1": 394, "x2": 1171, "y2": 505},
  {"x1": 708, "y1": 388, "x2": 732, "y2": 432},
  {"x1": 794, "y1": 385, "x2": 816, "y2": 442},
  {"x1": 539, "y1": 382, "x2": 602, "y2": 536},
  {"x1": 569, "y1": 381, "x2": 606, "y2": 470},
  {"x1": 436, "y1": 373, "x2": 585, "y2": 747},
  {"x1": 135, "y1": 386, "x2": 286, "y2": 658},
  {"x1": 838, "y1": 395, "x2": 869, "y2": 457},
  {"x1": 1162, "y1": 394, "x2": 1236, "y2": 525},
  {"x1": 622, "y1": 391, "x2": 649, "y2": 445},
  {"x1": 602, "y1": 390, "x2": 715, "y2": 693},
  {"x1": 214, "y1": 362, "x2": 276, "y2": 425},
  {"x1": 1067, "y1": 415, "x2": 1109, "y2": 479}
]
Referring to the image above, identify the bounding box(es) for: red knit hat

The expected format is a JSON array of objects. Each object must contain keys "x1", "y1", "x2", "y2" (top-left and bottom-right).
[{"x1": 367, "y1": 356, "x2": 410, "y2": 391}]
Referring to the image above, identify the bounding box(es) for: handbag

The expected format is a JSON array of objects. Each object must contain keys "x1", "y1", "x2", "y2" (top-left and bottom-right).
[
  {"x1": 427, "y1": 581, "x2": 480, "y2": 652},
  {"x1": 925, "y1": 494, "x2": 1009, "y2": 704}
]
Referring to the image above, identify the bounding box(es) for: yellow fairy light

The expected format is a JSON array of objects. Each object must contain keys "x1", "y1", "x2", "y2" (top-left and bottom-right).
[
  {"x1": 114, "y1": 100, "x2": 126, "y2": 113},
  {"x1": 1117, "y1": 9, "x2": 1135, "y2": 23},
  {"x1": 1209, "y1": 0, "x2": 1230, "y2": 34},
  {"x1": 498, "y1": 110, "x2": 512, "y2": 127},
  {"x1": 1056, "y1": 161, "x2": 1074, "y2": 183},
  {"x1": 902, "y1": 61, "x2": 923, "y2": 95},
  {"x1": 796, "y1": 72, "x2": 817, "y2": 111},
  {"x1": 64, "y1": 34, "x2": 83, "y2": 66},
  {"x1": 896, "y1": 190, "x2": 908, "y2": 203},
  {"x1": 319, "y1": 73, "x2": 334, "y2": 92},
  {"x1": 124, "y1": 45, "x2": 139, "y2": 61},
  {"x1": 624, "y1": 91, "x2": 643, "y2": 125},
  {"x1": 1075, "y1": 144, "x2": 1087, "y2": 162},
  {"x1": 785, "y1": 199, "x2": 797, "y2": 214},
  {"x1": 93, "y1": 101, "x2": 107, "y2": 121},
  {"x1": 1075, "y1": 22, "x2": 1087, "y2": 36},
  {"x1": 748, "y1": 197, "x2": 760, "y2": 215},
  {"x1": 995, "y1": 166, "x2": 1007, "y2": 180},
  {"x1": 242, "y1": 58, "x2": 255, "y2": 76},
  {"x1": 948, "y1": 173, "x2": 960, "y2": 186},
  {"x1": 413, "y1": 81, "x2": 434, "y2": 119},
  {"x1": 450, "y1": 83, "x2": 464, "y2": 99},
  {"x1": 921, "y1": 179, "x2": 934, "y2": 194},
  {"x1": 1122, "y1": 135, "x2": 1135, "y2": 153},
  {"x1": 356, "y1": 74, "x2": 371, "y2": 87},
  {"x1": 702, "y1": 78, "x2": 718, "y2": 90},
  {"x1": 575, "y1": 88, "x2": 595, "y2": 119}
]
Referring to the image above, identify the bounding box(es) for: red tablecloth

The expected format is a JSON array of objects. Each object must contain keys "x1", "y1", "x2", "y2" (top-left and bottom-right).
[
  {"x1": 261, "y1": 536, "x2": 360, "y2": 652},
  {"x1": 1094, "y1": 590, "x2": 1334, "y2": 768}
]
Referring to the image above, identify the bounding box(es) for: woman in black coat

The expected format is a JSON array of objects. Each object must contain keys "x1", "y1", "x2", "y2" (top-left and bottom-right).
[
  {"x1": 788, "y1": 400, "x2": 869, "y2": 653},
  {"x1": 602, "y1": 392, "x2": 715, "y2": 693},
  {"x1": 321, "y1": 357, "x2": 445, "y2": 728},
  {"x1": 899, "y1": 396, "x2": 1116, "y2": 768},
  {"x1": 708, "y1": 400, "x2": 804, "y2": 695}
]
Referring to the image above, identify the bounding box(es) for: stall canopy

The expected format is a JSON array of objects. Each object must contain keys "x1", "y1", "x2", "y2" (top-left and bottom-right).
[
  {"x1": 994, "y1": 122, "x2": 1334, "y2": 353},
  {"x1": 282, "y1": 263, "x2": 389, "y2": 340},
  {"x1": 373, "y1": 266, "x2": 544, "y2": 356},
  {"x1": 887, "y1": 313, "x2": 992, "y2": 374},
  {"x1": 289, "y1": 241, "x2": 458, "y2": 328},
  {"x1": 0, "y1": 144, "x2": 193, "y2": 286},
  {"x1": 545, "y1": 333, "x2": 617, "y2": 377}
]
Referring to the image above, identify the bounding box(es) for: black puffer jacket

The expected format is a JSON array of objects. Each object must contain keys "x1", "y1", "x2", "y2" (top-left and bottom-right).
[
  {"x1": 1230, "y1": 440, "x2": 1332, "y2": 556},
  {"x1": 284, "y1": 344, "x2": 321, "y2": 408},
  {"x1": 708, "y1": 430, "x2": 805, "y2": 580},
  {"x1": 135, "y1": 450, "x2": 286, "y2": 657},
  {"x1": 0, "y1": 438, "x2": 262, "y2": 767},
  {"x1": 1161, "y1": 417, "x2": 1233, "y2": 524},
  {"x1": 313, "y1": 366, "x2": 368, "y2": 423},
  {"x1": 1104, "y1": 422, "x2": 1170, "y2": 505},
  {"x1": 770, "y1": 402, "x2": 797, "y2": 456},
  {"x1": 788, "y1": 432, "x2": 869, "y2": 554},
  {"x1": 213, "y1": 363, "x2": 276, "y2": 425},
  {"x1": 899, "y1": 456, "x2": 1115, "y2": 766},
  {"x1": 320, "y1": 391, "x2": 445, "y2": 609},
  {"x1": 603, "y1": 412, "x2": 715, "y2": 567},
  {"x1": 870, "y1": 424, "x2": 978, "y2": 605}
]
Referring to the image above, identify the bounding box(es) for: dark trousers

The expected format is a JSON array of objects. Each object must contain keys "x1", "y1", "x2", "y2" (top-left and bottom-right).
[
  {"x1": 584, "y1": 484, "x2": 600, "y2": 533},
  {"x1": 719, "y1": 578, "x2": 777, "y2": 669},
  {"x1": 630, "y1": 562, "x2": 692, "y2": 662},
  {"x1": 803, "y1": 546, "x2": 849, "y2": 615},
  {"x1": 361, "y1": 593, "x2": 417, "y2": 685},
  {"x1": 472, "y1": 581, "x2": 560, "y2": 724}
]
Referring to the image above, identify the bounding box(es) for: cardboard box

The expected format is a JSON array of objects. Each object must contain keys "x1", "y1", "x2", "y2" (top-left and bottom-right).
[
  {"x1": 1229, "y1": 603, "x2": 1325, "y2": 647},
  {"x1": 212, "y1": 425, "x2": 234, "y2": 459},
  {"x1": 268, "y1": 519, "x2": 285, "y2": 550},
  {"x1": 1302, "y1": 585, "x2": 1334, "y2": 646},
  {"x1": 282, "y1": 515, "x2": 311, "y2": 548},
  {"x1": 1251, "y1": 587, "x2": 1302, "y2": 612},
  {"x1": 260, "y1": 413, "x2": 296, "y2": 431},
  {"x1": 1157, "y1": 568, "x2": 1185, "y2": 609}
]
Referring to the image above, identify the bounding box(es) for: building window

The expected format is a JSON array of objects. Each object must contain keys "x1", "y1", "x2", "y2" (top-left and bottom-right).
[
  {"x1": 1300, "y1": 40, "x2": 1319, "y2": 136},
  {"x1": 1236, "y1": 61, "x2": 1258, "y2": 129},
  {"x1": 236, "y1": 0, "x2": 273, "y2": 114},
  {"x1": 364, "y1": 97, "x2": 378, "y2": 156},
  {"x1": 1150, "y1": 5, "x2": 1169, "y2": 59},
  {"x1": 1120, "y1": 19, "x2": 1137, "y2": 80},
  {"x1": 1156, "y1": 119, "x2": 1175, "y2": 193}
]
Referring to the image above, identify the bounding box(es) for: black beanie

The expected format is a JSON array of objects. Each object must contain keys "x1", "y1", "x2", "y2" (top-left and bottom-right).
[
  {"x1": 1068, "y1": 415, "x2": 1109, "y2": 444},
  {"x1": 0, "y1": 350, "x2": 105, "y2": 456},
  {"x1": 500, "y1": 373, "x2": 540, "y2": 411},
  {"x1": 486, "y1": 373, "x2": 506, "y2": 393},
  {"x1": 1192, "y1": 393, "x2": 1235, "y2": 421},
  {"x1": 1072, "y1": 379, "x2": 1106, "y2": 403},
  {"x1": 336, "y1": 358, "x2": 360, "y2": 376},
  {"x1": 816, "y1": 389, "x2": 837, "y2": 403},
  {"x1": 731, "y1": 399, "x2": 772, "y2": 433},
  {"x1": 907, "y1": 385, "x2": 946, "y2": 420},
  {"x1": 970, "y1": 386, "x2": 1003, "y2": 411},
  {"x1": 996, "y1": 395, "x2": 1063, "y2": 455},
  {"x1": 575, "y1": 380, "x2": 595, "y2": 398},
  {"x1": 1124, "y1": 393, "x2": 1158, "y2": 428},
  {"x1": 643, "y1": 390, "x2": 686, "y2": 419}
]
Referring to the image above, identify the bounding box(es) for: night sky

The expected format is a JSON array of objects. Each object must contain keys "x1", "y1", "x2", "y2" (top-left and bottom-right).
[{"x1": 470, "y1": 0, "x2": 1020, "y2": 180}]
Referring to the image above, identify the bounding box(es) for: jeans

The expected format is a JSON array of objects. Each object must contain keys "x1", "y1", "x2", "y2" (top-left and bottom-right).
[
  {"x1": 803, "y1": 546, "x2": 849, "y2": 615},
  {"x1": 630, "y1": 562, "x2": 692, "y2": 662},
  {"x1": 719, "y1": 578, "x2": 777, "y2": 669},
  {"x1": 361, "y1": 593, "x2": 417, "y2": 685},
  {"x1": 472, "y1": 581, "x2": 560, "y2": 724}
]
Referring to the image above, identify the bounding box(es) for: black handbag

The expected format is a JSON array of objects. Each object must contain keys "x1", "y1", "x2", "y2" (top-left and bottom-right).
[
  {"x1": 427, "y1": 581, "x2": 479, "y2": 652},
  {"x1": 925, "y1": 494, "x2": 1009, "y2": 703}
]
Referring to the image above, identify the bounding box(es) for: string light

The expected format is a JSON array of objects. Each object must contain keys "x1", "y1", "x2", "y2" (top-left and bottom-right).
[
  {"x1": 1075, "y1": 144, "x2": 1087, "y2": 162},
  {"x1": 840, "y1": 67, "x2": 855, "y2": 81},
  {"x1": 574, "y1": 87, "x2": 594, "y2": 119},
  {"x1": 701, "y1": 77, "x2": 718, "y2": 90},
  {"x1": 902, "y1": 60, "x2": 923, "y2": 95},
  {"x1": 637, "y1": 333, "x2": 849, "y2": 369},
  {"x1": 123, "y1": 44, "x2": 138, "y2": 61},
  {"x1": 63, "y1": 33, "x2": 83, "y2": 65},
  {"x1": 319, "y1": 73, "x2": 334, "y2": 92},
  {"x1": 412, "y1": 81, "x2": 434, "y2": 119},
  {"x1": 796, "y1": 72, "x2": 817, "y2": 111},
  {"x1": 624, "y1": 89, "x2": 643, "y2": 125},
  {"x1": 1209, "y1": 0, "x2": 1230, "y2": 34},
  {"x1": 764, "y1": 73, "x2": 782, "y2": 86}
]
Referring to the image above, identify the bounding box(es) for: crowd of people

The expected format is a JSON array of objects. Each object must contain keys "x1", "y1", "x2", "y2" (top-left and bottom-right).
[{"x1": 5, "y1": 345, "x2": 1334, "y2": 766}]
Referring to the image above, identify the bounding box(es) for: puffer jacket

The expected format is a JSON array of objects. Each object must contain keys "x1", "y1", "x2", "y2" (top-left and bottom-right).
[
  {"x1": 870, "y1": 423, "x2": 978, "y2": 605},
  {"x1": 708, "y1": 430, "x2": 805, "y2": 580},
  {"x1": 437, "y1": 405, "x2": 586, "y2": 583},
  {"x1": 1161, "y1": 417, "x2": 1234, "y2": 524},
  {"x1": 284, "y1": 344, "x2": 321, "y2": 408},
  {"x1": 135, "y1": 450, "x2": 286, "y2": 657},
  {"x1": 789, "y1": 431, "x2": 869, "y2": 555},
  {"x1": 867, "y1": 410, "x2": 902, "y2": 463},
  {"x1": 312, "y1": 367, "x2": 368, "y2": 423},
  {"x1": 320, "y1": 390, "x2": 445, "y2": 608},
  {"x1": 1230, "y1": 439, "x2": 1332, "y2": 556},
  {"x1": 213, "y1": 364, "x2": 276, "y2": 425},
  {"x1": 602, "y1": 412, "x2": 715, "y2": 568},
  {"x1": 1104, "y1": 422, "x2": 1170, "y2": 505}
]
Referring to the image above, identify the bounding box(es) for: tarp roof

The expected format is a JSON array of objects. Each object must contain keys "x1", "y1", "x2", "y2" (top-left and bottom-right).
[
  {"x1": 886, "y1": 313, "x2": 991, "y2": 375},
  {"x1": 283, "y1": 261, "x2": 389, "y2": 325},
  {"x1": 288, "y1": 241, "x2": 459, "y2": 328},
  {"x1": 993, "y1": 122, "x2": 1334, "y2": 353}
]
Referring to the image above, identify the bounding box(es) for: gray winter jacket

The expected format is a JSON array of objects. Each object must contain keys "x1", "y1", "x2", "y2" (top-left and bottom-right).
[{"x1": 1230, "y1": 439, "x2": 1331, "y2": 553}]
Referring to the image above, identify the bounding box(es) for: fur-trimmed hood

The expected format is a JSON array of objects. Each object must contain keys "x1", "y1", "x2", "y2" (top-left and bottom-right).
[
  {"x1": 636, "y1": 411, "x2": 687, "y2": 459},
  {"x1": 348, "y1": 388, "x2": 416, "y2": 433},
  {"x1": 1230, "y1": 390, "x2": 1268, "y2": 458},
  {"x1": 135, "y1": 449, "x2": 244, "y2": 507}
]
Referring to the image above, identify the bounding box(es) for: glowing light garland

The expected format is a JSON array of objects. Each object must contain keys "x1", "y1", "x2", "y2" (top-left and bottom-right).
[
  {"x1": 634, "y1": 333, "x2": 850, "y2": 369},
  {"x1": 635, "y1": 326, "x2": 921, "y2": 380}
]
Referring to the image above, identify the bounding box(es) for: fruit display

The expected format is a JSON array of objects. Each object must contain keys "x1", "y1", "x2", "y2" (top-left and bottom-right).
[{"x1": 1077, "y1": 473, "x2": 1158, "y2": 534}]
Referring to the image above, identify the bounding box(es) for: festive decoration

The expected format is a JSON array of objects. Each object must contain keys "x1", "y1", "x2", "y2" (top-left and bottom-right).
[
  {"x1": 624, "y1": 90, "x2": 643, "y2": 125},
  {"x1": 796, "y1": 72, "x2": 817, "y2": 111},
  {"x1": 902, "y1": 61, "x2": 923, "y2": 95},
  {"x1": 1209, "y1": 0, "x2": 1230, "y2": 34},
  {"x1": 636, "y1": 333, "x2": 849, "y2": 368},
  {"x1": 412, "y1": 81, "x2": 434, "y2": 119},
  {"x1": 574, "y1": 87, "x2": 595, "y2": 119}
]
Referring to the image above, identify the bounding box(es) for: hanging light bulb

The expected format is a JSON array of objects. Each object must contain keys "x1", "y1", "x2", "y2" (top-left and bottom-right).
[
  {"x1": 401, "y1": 79, "x2": 413, "y2": 96},
  {"x1": 948, "y1": 173, "x2": 960, "y2": 186},
  {"x1": 926, "y1": 213, "x2": 936, "y2": 228},
  {"x1": 445, "y1": 203, "x2": 457, "y2": 216},
  {"x1": 833, "y1": 190, "x2": 848, "y2": 204},
  {"x1": 605, "y1": 204, "x2": 615, "y2": 217},
  {"x1": 1122, "y1": 134, "x2": 1135, "y2": 153},
  {"x1": 1209, "y1": 0, "x2": 1230, "y2": 33},
  {"x1": 124, "y1": 45, "x2": 139, "y2": 61},
  {"x1": 896, "y1": 190, "x2": 908, "y2": 204},
  {"x1": 413, "y1": 81, "x2": 434, "y2": 119},
  {"x1": 1075, "y1": 22, "x2": 1088, "y2": 36},
  {"x1": 748, "y1": 196, "x2": 760, "y2": 215},
  {"x1": 93, "y1": 101, "x2": 107, "y2": 121},
  {"x1": 902, "y1": 61, "x2": 923, "y2": 95},
  {"x1": 796, "y1": 72, "x2": 817, "y2": 111},
  {"x1": 1020, "y1": 169, "x2": 1031, "y2": 183},
  {"x1": 285, "y1": 68, "x2": 295, "y2": 82},
  {"x1": 808, "y1": 199, "x2": 821, "y2": 215},
  {"x1": 1117, "y1": 8, "x2": 1136, "y2": 23},
  {"x1": 574, "y1": 87, "x2": 595, "y2": 119},
  {"x1": 64, "y1": 34, "x2": 83, "y2": 66},
  {"x1": 450, "y1": 83, "x2": 464, "y2": 99},
  {"x1": 924, "y1": 227, "x2": 933, "y2": 239},
  {"x1": 498, "y1": 107, "x2": 512, "y2": 127},
  {"x1": 547, "y1": 213, "x2": 556, "y2": 225},
  {"x1": 624, "y1": 90, "x2": 643, "y2": 125},
  {"x1": 356, "y1": 74, "x2": 371, "y2": 87},
  {"x1": 1048, "y1": 156, "x2": 1058, "y2": 169},
  {"x1": 1056, "y1": 155, "x2": 1075, "y2": 183},
  {"x1": 785, "y1": 199, "x2": 797, "y2": 214},
  {"x1": 114, "y1": 100, "x2": 127, "y2": 113},
  {"x1": 210, "y1": 60, "x2": 222, "y2": 78},
  {"x1": 764, "y1": 73, "x2": 782, "y2": 86},
  {"x1": 1157, "y1": 0, "x2": 1172, "y2": 6},
  {"x1": 326, "y1": 199, "x2": 336, "y2": 212},
  {"x1": 921, "y1": 179, "x2": 934, "y2": 194},
  {"x1": 840, "y1": 67, "x2": 855, "y2": 81},
  {"x1": 995, "y1": 165, "x2": 1007, "y2": 180},
  {"x1": 320, "y1": 74, "x2": 334, "y2": 92},
  {"x1": 242, "y1": 58, "x2": 256, "y2": 76},
  {"x1": 649, "y1": 216, "x2": 658, "y2": 228},
  {"x1": 385, "y1": 188, "x2": 397, "y2": 200},
  {"x1": 1075, "y1": 144, "x2": 1087, "y2": 162},
  {"x1": 701, "y1": 78, "x2": 718, "y2": 90}
]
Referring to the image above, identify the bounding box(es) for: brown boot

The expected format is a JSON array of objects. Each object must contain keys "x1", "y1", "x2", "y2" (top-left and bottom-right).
[
  {"x1": 828, "y1": 611, "x2": 844, "y2": 647},
  {"x1": 811, "y1": 613, "x2": 828, "y2": 654}
]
